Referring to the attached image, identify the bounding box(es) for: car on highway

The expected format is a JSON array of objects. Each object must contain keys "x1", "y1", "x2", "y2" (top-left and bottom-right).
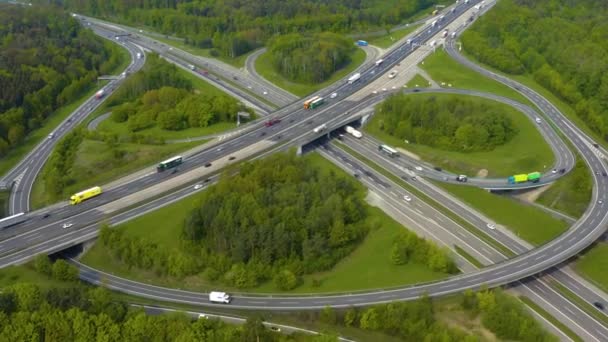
[
  {"x1": 388, "y1": 70, "x2": 398, "y2": 79},
  {"x1": 535, "y1": 117, "x2": 541, "y2": 123},
  {"x1": 330, "y1": 92, "x2": 338, "y2": 99},
  {"x1": 228, "y1": 156, "x2": 236, "y2": 161},
  {"x1": 48, "y1": 132, "x2": 55, "y2": 139},
  {"x1": 598, "y1": 199, "x2": 604, "y2": 205},
  {"x1": 552, "y1": 168, "x2": 557, "y2": 174},
  {"x1": 403, "y1": 195, "x2": 412, "y2": 202},
  {"x1": 415, "y1": 166, "x2": 423, "y2": 171},
  {"x1": 204, "y1": 162, "x2": 212, "y2": 168},
  {"x1": 42, "y1": 213, "x2": 51, "y2": 219},
  {"x1": 594, "y1": 302, "x2": 605, "y2": 311},
  {"x1": 265, "y1": 118, "x2": 281, "y2": 127},
  {"x1": 62, "y1": 223, "x2": 73, "y2": 229},
  {"x1": 486, "y1": 223, "x2": 496, "y2": 230},
  {"x1": 434, "y1": 166, "x2": 442, "y2": 172},
  {"x1": 198, "y1": 314, "x2": 208, "y2": 319},
  {"x1": 263, "y1": 91, "x2": 268, "y2": 95},
  {"x1": 269, "y1": 326, "x2": 281, "y2": 332},
  {"x1": 194, "y1": 184, "x2": 203, "y2": 190},
  {"x1": 603, "y1": 172, "x2": 607, "y2": 177}
]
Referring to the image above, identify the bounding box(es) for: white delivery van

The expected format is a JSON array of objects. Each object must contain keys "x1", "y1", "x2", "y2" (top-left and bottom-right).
[{"x1": 209, "y1": 291, "x2": 231, "y2": 304}]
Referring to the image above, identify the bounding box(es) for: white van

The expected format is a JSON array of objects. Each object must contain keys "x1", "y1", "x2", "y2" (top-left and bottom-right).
[{"x1": 209, "y1": 291, "x2": 231, "y2": 304}]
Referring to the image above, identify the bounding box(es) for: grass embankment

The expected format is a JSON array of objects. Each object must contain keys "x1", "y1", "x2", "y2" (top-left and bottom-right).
[
  {"x1": 31, "y1": 140, "x2": 202, "y2": 209},
  {"x1": 366, "y1": 24, "x2": 421, "y2": 49},
  {"x1": 574, "y1": 242, "x2": 608, "y2": 294},
  {"x1": 0, "y1": 263, "x2": 76, "y2": 290},
  {"x1": 139, "y1": 32, "x2": 253, "y2": 69},
  {"x1": 82, "y1": 152, "x2": 450, "y2": 294},
  {"x1": 405, "y1": 73, "x2": 431, "y2": 88},
  {"x1": 421, "y1": 49, "x2": 531, "y2": 106},
  {"x1": 255, "y1": 48, "x2": 366, "y2": 98},
  {"x1": 536, "y1": 159, "x2": 591, "y2": 219},
  {"x1": 436, "y1": 182, "x2": 568, "y2": 246},
  {"x1": 334, "y1": 141, "x2": 515, "y2": 258},
  {"x1": 0, "y1": 44, "x2": 130, "y2": 178},
  {"x1": 0, "y1": 191, "x2": 9, "y2": 218},
  {"x1": 365, "y1": 93, "x2": 555, "y2": 177}
]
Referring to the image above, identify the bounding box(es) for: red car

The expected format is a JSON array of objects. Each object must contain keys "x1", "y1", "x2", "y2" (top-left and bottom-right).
[{"x1": 264, "y1": 118, "x2": 281, "y2": 127}]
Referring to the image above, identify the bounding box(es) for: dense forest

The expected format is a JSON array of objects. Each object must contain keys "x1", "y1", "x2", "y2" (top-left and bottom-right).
[
  {"x1": 0, "y1": 4, "x2": 123, "y2": 157},
  {"x1": 462, "y1": 0, "x2": 608, "y2": 142},
  {"x1": 48, "y1": 0, "x2": 443, "y2": 58},
  {"x1": 268, "y1": 33, "x2": 354, "y2": 83},
  {"x1": 0, "y1": 281, "x2": 329, "y2": 341},
  {"x1": 376, "y1": 94, "x2": 518, "y2": 152},
  {"x1": 110, "y1": 55, "x2": 249, "y2": 132}
]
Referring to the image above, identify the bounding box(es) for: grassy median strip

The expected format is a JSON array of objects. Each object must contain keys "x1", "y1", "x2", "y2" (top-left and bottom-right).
[
  {"x1": 333, "y1": 141, "x2": 516, "y2": 258},
  {"x1": 519, "y1": 296, "x2": 583, "y2": 342},
  {"x1": 454, "y1": 246, "x2": 484, "y2": 269},
  {"x1": 551, "y1": 281, "x2": 608, "y2": 326}
]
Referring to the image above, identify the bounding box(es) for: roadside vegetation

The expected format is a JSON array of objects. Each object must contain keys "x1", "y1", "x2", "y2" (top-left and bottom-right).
[
  {"x1": 437, "y1": 182, "x2": 569, "y2": 246},
  {"x1": 0, "y1": 4, "x2": 128, "y2": 176},
  {"x1": 366, "y1": 93, "x2": 554, "y2": 177},
  {"x1": 536, "y1": 159, "x2": 592, "y2": 218},
  {"x1": 366, "y1": 24, "x2": 421, "y2": 49},
  {"x1": 462, "y1": 0, "x2": 608, "y2": 149},
  {"x1": 82, "y1": 152, "x2": 456, "y2": 293},
  {"x1": 575, "y1": 242, "x2": 608, "y2": 293},
  {"x1": 0, "y1": 191, "x2": 8, "y2": 218}
]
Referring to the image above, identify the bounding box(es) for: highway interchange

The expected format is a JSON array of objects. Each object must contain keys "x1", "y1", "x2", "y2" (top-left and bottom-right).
[{"x1": 1, "y1": 0, "x2": 608, "y2": 340}]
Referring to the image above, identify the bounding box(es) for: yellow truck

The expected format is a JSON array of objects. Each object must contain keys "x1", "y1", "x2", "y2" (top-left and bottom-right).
[{"x1": 69, "y1": 186, "x2": 102, "y2": 205}]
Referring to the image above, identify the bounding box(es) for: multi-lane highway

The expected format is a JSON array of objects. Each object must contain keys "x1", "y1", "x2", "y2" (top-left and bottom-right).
[
  {"x1": 0, "y1": 29, "x2": 145, "y2": 215},
  {"x1": 1, "y1": 2, "x2": 607, "y2": 339}
]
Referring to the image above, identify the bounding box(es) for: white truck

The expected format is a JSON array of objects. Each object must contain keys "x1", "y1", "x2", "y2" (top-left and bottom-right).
[
  {"x1": 209, "y1": 291, "x2": 231, "y2": 304},
  {"x1": 375, "y1": 59, "x2": 384, "y2": 66},
  {"x1": 345, "y1": 126, "x2": 362, "y2": 138},
  {"x1": 431, "y1": 20, "x2": 438, "y2": 27},
  {"x1": 313, "y1": 124, "x2": 327, "y2": 133},
  {"x1": 95, "y1": 89, "x2": 105, "y2": 99},
  {"x1": 348, "y1": 73, "x2": 361, "y2": 84}
]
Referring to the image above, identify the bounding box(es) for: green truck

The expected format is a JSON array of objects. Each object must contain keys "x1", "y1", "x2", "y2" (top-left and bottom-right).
[
  {"x1": 527, "y1": 171, "x2": 541, "y2": 183},
  {"x1": 508, "y1": 172, "x2": 541, "y2": 184}
]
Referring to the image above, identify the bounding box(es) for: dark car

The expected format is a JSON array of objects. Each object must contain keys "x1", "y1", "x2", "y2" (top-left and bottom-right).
[
  {"x1": 594, "y1": 302, "x2": 605, "y2": 310},
  {"x1": 559, "y1": 168, "x2": 566, "y2": 173},
  {"x1": 204, "y1": 162, "x2": 212, "y2": 167},
  {"x1": 354, "y1": 173, "x2": 360, "y2": 178},
  {"x1": 228, "y1": 156, "x2": 236, "y2": 161},
  {"x1": 593, "y1": 143, "x2": 599, "y2": 148},
  {"x1": 260, "y1": 132, "x2": 266, "y2": 136},
  {"x1": 433, "y1": 166, "x2": 442, "y2": 172},
  {"x1": 171, "y1": 168, "x2": 179, "y2": 174},
  {"x1": 413, "y1": 88, "x2": 420, "y2": 92},
  {"x1": 264, "y1": 118, "x2": 281, "y2": 127},
  {"x1": 42, "y1": 213, "x2": 51, "y2": 219},
  {"x1": 204, "y1": 178, "x2": 211, "y2": 183},
  {"x1": 603, "y1": 172, "x2": 607, "y2": 177}
]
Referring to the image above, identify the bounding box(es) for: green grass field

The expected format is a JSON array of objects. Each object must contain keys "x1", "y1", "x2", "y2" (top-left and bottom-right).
[
  {"x1": 574, "y1": 242, "x2": 608, "y2": 293},
  {"x1": 365, "y1": 93, "x2": 555, "y2": 177},
  {"x1": 436, "y1": 182, "x2": 569, "y2": 246},
  {"x1": 255, "y1": 48, "x2": 366, "y2": 97},
  {"x1": 366, "y1": 24, "x2": 421, "y2": 49},
  {"x1": 81, "y1": 152, "x2": 451, "y2": 293},
  {"x1": 536, "y1": 159, "x2": 591, "y2": 218},
  {"x1": 0, "y1": 263, "x2": 76, "y2": 290},
  {"x1": 0, "y1": 45, "x2": 130, "y2": 178},
  {"x1": 405, "y1": 73, "x2": 431, "y2": 88},
  {"x1": 421, "y1": 49, "x2": 531, "y2": 106},
  {"x1": 31, "y1": 140, "x2": 203, "y2": 208}
]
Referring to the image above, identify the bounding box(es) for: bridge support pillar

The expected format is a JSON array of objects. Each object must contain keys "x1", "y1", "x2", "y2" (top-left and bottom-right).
[{"x1": 296, "y1": 145, "x2": 302, "y2": 156}]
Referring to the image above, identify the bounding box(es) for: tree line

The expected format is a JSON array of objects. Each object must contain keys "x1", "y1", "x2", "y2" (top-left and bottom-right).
[
  {"x1": 297, "y1": 288, "x2": 556, "y2": 341},
  {"x1": 48, "y1": 0, "x2": 442, "y2": 58},
  {"x1": 391, "y1": 230, "x2": 458, "y2": 274},
  {"x1": 0, "y1": 281, "x2": 331, "y2": 341},
  {"x1": 0, "y1": 4, "x2": 123, "y2": 157},
  {"x1": 268, "y1": 32, "x2": 355, "y2": 84},
  {"x1": 462, "y1": 0, "x2": 608, "y2": 143},
  {"x1": 376, "y1": 94, "x2": 519, "y2": 152},
  {"x1": 110, "y1": 54, "x2": 251, "y2": 133}
]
